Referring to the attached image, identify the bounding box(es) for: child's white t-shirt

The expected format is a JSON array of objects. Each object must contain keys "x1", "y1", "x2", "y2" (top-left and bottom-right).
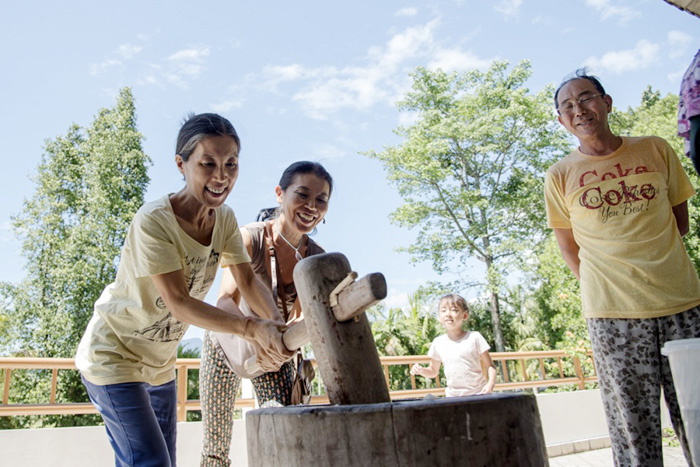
[{"x1": 428, "y1": 331, "x2": 490, "y2": 397}]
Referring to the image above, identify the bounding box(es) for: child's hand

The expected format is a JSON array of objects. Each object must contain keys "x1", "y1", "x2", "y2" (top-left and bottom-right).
[{"x1": 410, "y1": 363, "x2": 423, "y2": 376}]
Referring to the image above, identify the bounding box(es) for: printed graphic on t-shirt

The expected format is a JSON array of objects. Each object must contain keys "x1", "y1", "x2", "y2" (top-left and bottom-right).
[
  {"x1": 133, "y1": 313, "x2": 186, "y2": 342},
  {"x1": 185, "y1": 250, "x2": 220, "y2": 297},
  {"x1": 133, "y1": 249, "x2": 220, "y2": 342},
  {"x1": 575, "y1": 163, "x2": 658, "y2": 225}
]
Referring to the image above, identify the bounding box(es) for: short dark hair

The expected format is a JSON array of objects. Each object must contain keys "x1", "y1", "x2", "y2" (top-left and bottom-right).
[
  {"x1": 176, "y1": 113, "x2": 240, "y2": 162},
  {"x1": 438, "y1": 293, "x2": 469, "y2": 313},
  {"x1": 554, "y1": 68, "x2": 606, "y2": 110}
]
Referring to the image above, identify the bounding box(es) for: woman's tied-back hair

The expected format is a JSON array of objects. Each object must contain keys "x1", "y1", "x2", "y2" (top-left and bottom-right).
[
  {"x1": 438, "y1": 293, "x2": 469, "y2": 313},
  {"x1": 554, "y1": 68, "x2": 607, "y2": 110},
  {"x1": 256, "y1": 161, "x2": 334, "y2": 222},
  {"x1": 176, "y1": 113, "x2": 240, "y2": 162},
  {"x1": 278, "y1": 161, "x2": 334, "y2": 197},
  {"x1": 256, "y1": 207, "x2": 278, "y2": 222}
]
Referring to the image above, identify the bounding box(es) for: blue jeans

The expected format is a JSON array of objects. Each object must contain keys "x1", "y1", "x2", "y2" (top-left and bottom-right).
[{"x1": 82, "y1": 376, "x2": 177, "y2": 466}]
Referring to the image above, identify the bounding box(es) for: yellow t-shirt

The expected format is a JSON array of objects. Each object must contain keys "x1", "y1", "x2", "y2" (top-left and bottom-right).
[
  {"x1": 545, "y1": 136, "x2": 700, "y2": 319},
  {"x1": 75, "y1": 195, "x2": 250, "y2": 386}
]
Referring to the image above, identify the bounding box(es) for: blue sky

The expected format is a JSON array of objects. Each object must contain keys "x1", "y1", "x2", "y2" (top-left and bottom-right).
[{"x1": 1, "y1": 1, "x2": 699, "y2": 341}]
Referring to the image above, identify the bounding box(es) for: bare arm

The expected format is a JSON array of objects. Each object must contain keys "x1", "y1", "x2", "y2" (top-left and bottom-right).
[
  {"x1": 217, "y1": 226, "x2": 283, "y2": 322},
  {"x1": 478, "y1": 351, "x2": 497, "y2": 394},
  {"x1": 553, "y1": 228, "x2": 581, "y2": 280},
  {"x1": 410, "y1": 358, "x2": 441, "y2": 379},
  {"x1": 228, "y1": 261, "x2": 284, "y2": 322},
  {"x1": 215, "y1": 268, "x2": 243, "y2": 317},
  {"x1": 150, "y1": 270, "x2": 289, "y2": 371},
  {"x1": 673, "y1": 201, "x2": 689, "y2": 237},
  {"x1": 152, "y1": 270, "x2": 251, "y2": 334},
  {"x1": 215, "y1": 227, "x2": 248, "y2": 315}
]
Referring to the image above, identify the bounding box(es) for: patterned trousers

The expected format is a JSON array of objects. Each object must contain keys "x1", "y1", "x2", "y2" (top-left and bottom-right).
[
  {"x1": 199, "y1": 332, "x2": 294, "y2": 467},
  {"x1": 587, "y1": 306, "x2": 700, "y2": 467}
]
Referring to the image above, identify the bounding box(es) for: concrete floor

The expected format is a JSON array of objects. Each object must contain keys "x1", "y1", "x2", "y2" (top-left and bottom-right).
[{"x1": 549, "y1": 446, "x2": 689, "y2": 466}]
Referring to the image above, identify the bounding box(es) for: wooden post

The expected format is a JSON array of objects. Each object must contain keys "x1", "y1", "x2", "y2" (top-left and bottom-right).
[
  {"x1": 294, "y1": 252, "x2": 390, "y2": 405},
  {"x1": 520, "y1": 359, "x2": 529, "y2": 381},
  {"x1": 50, "y1": 368, "x2": 58, "y2": 404},
  {"x1": 176, "y1": 364, "x2": 188, "y2": 422},
  {"x1": 573, "y1": 356, "x2": 586, "y2": 390},
  {"x1": 3, "y1": 369, "x2": 11, "y2": 404},
  {"x1": 244, "y1": 272, "x2": 388, "y2": 375}
]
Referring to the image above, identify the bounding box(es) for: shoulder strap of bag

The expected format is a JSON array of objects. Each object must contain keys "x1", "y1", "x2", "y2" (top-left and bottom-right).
[{"x1": 264, "y1": 221, "x2": 289, "y2": 320}]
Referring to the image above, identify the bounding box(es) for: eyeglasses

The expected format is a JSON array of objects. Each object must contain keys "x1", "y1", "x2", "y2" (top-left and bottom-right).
[{"x1": 557, "y1": 94, "x2": 604, "y2": 115}]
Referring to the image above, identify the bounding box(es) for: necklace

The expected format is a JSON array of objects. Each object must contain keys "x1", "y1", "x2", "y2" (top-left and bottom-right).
[{"x1": 276, "y1": 221, "x2": 304, "y2": 261}]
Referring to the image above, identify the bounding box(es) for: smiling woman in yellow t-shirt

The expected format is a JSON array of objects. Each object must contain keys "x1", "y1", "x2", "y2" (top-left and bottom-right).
[{"x1": 75, "y1": 113, "x2": 292, "y2": 467}]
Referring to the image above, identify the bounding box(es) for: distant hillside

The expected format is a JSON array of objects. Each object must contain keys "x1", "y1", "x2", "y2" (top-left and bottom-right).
[{"x1": 179, "y1": 337, "x2": 202, "y2": 355}]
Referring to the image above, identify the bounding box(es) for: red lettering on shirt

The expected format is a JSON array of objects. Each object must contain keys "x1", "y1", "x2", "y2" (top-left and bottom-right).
[{"x1": 578, "y1": 164, "x2": 650, "y2": 187}]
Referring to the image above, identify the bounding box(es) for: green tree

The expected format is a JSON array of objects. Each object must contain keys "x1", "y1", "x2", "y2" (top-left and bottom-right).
[
  {"x1": 0, "y1": 88, "x2": 150, "y2": 427},
  {"x1": 371, "y1": 288, "x2": 442, "y2": 357},
  {"x1": 370, "y1": 288, "x2": 443, "y2": 390},
  {"x1": 177, "y1": 344, "x2": 202, "y2": 422},
  {"x1": 610, "y1": 87, "x2": 700, "y2": 270},
  {"x1": 365, "y1": 61, "x2": 570, "y2": 351},
  {"x1": 529, "y1": 235, "x2": 586, "y2": 351}
]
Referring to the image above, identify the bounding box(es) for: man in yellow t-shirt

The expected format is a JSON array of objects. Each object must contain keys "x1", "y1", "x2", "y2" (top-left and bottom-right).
[{"x1": 545, "y1": 69, "x2": 700, "y2": 467}]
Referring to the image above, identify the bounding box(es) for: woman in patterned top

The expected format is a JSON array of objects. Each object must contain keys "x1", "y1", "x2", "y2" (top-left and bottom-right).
[{"x1": 199, "y1": 161, "x2": 333, "y2": 467}]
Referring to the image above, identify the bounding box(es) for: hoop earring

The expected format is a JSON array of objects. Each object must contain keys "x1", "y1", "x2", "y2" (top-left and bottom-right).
[{"x1": 322, "y1": 218, "x2": 326, "y2": 224}]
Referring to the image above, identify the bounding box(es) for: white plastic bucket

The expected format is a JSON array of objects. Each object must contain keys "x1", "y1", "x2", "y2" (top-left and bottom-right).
[{"x1": 661, "y1": 338, "x2": 700, "y2": 465}]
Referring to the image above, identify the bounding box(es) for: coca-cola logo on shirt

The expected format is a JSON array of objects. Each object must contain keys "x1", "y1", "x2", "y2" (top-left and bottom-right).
[{"x1": 577, "y1": 163, "x2": 657, "y2": 210}]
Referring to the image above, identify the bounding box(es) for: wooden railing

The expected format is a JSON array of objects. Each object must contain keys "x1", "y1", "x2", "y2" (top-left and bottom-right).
[{"x1": 0, "y1": 350, "x2": 596, "y2": 422}]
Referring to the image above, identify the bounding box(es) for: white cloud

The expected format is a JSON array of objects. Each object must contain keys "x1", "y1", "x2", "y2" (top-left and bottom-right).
[
  {"x1": 167, "y1": 46, "x2": 210, "y2": 77},
  {"x1": 211, "y1": 99, "x2": 243, "y2": 113},
  {"x1": 139, "y1": 46, "x2": 211, "y2": 89},
  {"x1": 583, "y1": 40, "x2": 660, "y2": 75},
  {"x1": 667, "y1": 30, "x2": 693, "y2": 58},
  {"x1": 494, "y1": 0, "x2": 522, "y2": 17},
  {"x1": 395, "y1": 7, "x2": 418, "y2": 17},
  {"x1": 90, "y1": 31, "x2": 210, "y2": 90},
  {"x1": 262, "y1": 64, "x2": 316, "y2": 89},
  {"x1": 90, "y1": 42, "x2": 144, "y2": 76},
  {"x1": 136, "y1": 74, "x2": 161, "y2": 87},
  {"x1": 428, "y1": 48, "x2": 493, "y2": 72},
  {"x1": 90, "y1": 58, "x2": 123, "y2": 76},
  {"x1": 115, "y1": 44, "x2": 142, "y2": 59},
  {"x1": 377, "y1": 20, "x2": 439, "y2": 69},
  {"x1": 168, "y1": 47, "x2": 209, "y2": 63},
  {"x1": 258, "y1": 19, "x2": 493, "y2": 120},
  {"x1": 309, "y1": 143, "x2": 347, "y2": 160},
  {"x1": 382, "y1": 288, "x2": 412, "y2": 310},
  {"x1": 584, "y1": 0, "x2": 639, "y2": 23}
]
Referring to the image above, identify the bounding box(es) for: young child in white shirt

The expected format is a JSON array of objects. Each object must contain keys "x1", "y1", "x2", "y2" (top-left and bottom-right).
[{"x1": 411, "y1": 293, "x2": 497, "y2": 397}]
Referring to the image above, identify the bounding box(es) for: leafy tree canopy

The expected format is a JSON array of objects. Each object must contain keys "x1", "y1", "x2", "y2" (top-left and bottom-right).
[
  {"x1": 0, "y1": 88, "x2": 150, "y2": 428},
  {"x1": 365, "y1": 60, "x2": 570, "y2": 350}
]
